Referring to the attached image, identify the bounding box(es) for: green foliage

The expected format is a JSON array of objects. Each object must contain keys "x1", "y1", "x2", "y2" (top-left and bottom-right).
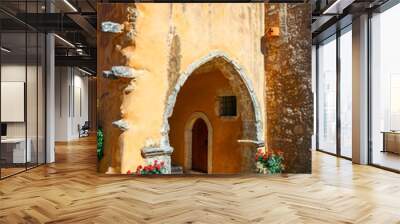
[
  {"x1": 265, "y1": 154, "x2": 284, "y2": 174},
  {"x1": 97, "y1": 128, "x2": 104, "y2": 161},
  {"x1": 255, "y1": 149, "x2": 284, "y2": 174}
]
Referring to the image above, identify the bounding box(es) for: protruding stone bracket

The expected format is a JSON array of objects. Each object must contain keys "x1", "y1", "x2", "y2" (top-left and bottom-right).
[
  {"x1": 141, "y1": 146, "x2": 173, "y2": 157},
  {"x1": 113, "y1": 66, "x2": 144, "y2": 78},
  {"x1": 103, "y1": 66, "x2": 145, "y2": 79},
  {"x1": 101, "y1": 21, "x2": 124, "y2": 33},
  {"x1": 112, "y1": 119, "x2": 130, "y2": 131},
  {"x1": 237, "y1": 139, "x2": 265, "y2": 148}
]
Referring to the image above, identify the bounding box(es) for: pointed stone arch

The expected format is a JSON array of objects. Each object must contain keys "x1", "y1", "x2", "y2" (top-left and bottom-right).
[{"x1": 160, "y1": 50, "x2": 264, "y2": 152}]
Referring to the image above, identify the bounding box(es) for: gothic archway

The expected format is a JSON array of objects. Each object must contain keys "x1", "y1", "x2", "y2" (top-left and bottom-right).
[
  {"x1": 162, "y1": 51, "x2": 264, "y2": 173},
  {"x1": 161, "y1": 51, "x2": 263, "y2": 149}
]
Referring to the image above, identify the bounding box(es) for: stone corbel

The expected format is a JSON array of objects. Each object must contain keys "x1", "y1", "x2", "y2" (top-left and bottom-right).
[
  {"x1": 112, "y1": 119, "x2": 130, "y2": 131},
  {"x1": 101, "y1": 21, "x2": 124, "y2": 33},
  {"x1": 141, "y1": 146, "x2": 173, "y2": 158},
  {"x1": 237, "y1": 139, "x2": 265, "y2": 148},
  {"x1": 112, "y1": 66, "x2": 144, "y2": 78},
  {"x1": 103, "y1": 66, "x2": 145, "y2": 79}
]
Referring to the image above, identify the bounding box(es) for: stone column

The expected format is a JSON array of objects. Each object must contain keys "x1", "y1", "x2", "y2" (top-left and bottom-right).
[{"x1": 264, "y1": 3, "x2": 313, "y2": 173}]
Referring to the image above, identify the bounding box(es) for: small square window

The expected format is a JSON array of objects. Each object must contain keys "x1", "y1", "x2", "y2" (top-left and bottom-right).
[{"x1": 219, "y1": 96, "x2": 237, "y2": 117}]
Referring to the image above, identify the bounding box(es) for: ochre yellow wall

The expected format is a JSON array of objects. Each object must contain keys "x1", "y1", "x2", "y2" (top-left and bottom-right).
[
  {"x1": 98, "y1": 3, "x2": 265, "y2": 173},
  {"x1": 169, "y1": 69, "x2": 244, "y2": 174}
]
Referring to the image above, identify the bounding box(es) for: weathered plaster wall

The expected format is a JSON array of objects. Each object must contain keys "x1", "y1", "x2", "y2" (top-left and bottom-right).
[
  {"x1": 98, "y1": 4, "x2": 136, "y2": 173},
  {"x1": 264, "y1": 4, "x2": 312, "y2": 173},
  {"x1": 98, "y1": 3, "x2": 265, "y2": 173}
]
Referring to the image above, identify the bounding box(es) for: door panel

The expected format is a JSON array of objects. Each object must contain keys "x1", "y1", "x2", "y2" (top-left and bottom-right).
[{"x1": 192, "y1": 119, "x2": 208, "y2": 173}]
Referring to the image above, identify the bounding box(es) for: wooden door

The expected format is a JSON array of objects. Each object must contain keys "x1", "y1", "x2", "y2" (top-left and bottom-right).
[{"x1": 191, "y1": 119, "x2": 208, "y2": 173}]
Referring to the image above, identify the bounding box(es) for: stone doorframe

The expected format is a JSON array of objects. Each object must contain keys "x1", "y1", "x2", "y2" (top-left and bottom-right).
[
  {"x1": 160, "y1": 50, "x2": 264, "y2": 160},
  {"x1": 184, "y1": 112, "x2": 213, "y2": 173}
]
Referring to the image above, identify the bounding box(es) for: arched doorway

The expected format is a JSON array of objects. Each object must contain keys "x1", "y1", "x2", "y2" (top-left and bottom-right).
[
  {"x1": 183, "y1": 112, "x2": 213, "y2": 173},
  {"x1": 164, "y1": 51, "x2": 263, "y2": 174},
  {"x1": 191, "y1": 118, "x2": 208, "y2": 173}
]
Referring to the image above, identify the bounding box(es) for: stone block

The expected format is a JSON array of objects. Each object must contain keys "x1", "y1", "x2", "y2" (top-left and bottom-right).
[{"x1": 101, "y1": 21, "x2": 124, "y2": 33}]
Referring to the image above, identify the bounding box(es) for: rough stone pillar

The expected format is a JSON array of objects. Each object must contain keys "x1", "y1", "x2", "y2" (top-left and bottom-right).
[
  {"x1": 264, "y1": 3, "x2": 313, "y2": 173},
  {"x1": 97, "y1": 4, "x2": 136, "y2": 173}
]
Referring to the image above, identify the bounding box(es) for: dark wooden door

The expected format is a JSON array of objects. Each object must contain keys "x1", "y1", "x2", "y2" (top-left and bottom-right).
[{"x1": 191, "y1": 118, "x2": 208, "y2": 173}]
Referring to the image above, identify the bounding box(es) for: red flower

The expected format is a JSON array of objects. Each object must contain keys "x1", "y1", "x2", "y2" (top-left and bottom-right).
[
  {"x1": 263, "y1": 154, "x2": 268, "y2": 161},
  {"x1": 135, "y1": 161, "x2": 166, "y2": 175},
  {"x1": 127, "y1": 170, "x2": 132, "y2": 174}
]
